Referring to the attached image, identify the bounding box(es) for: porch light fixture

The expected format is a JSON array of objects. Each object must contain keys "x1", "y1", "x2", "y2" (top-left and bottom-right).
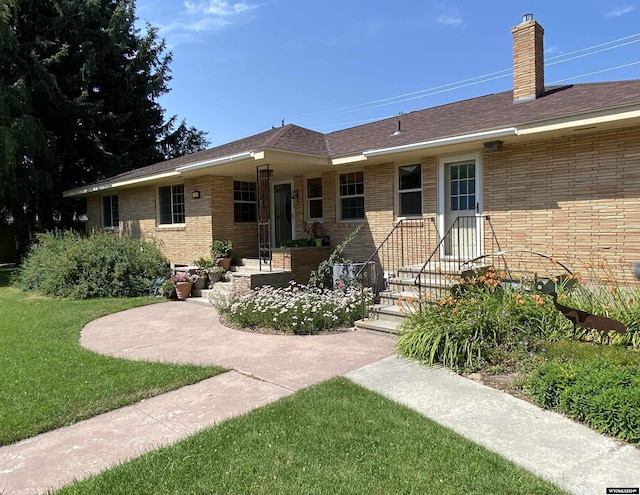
[
  {"x1": 191, "y1": 190, "x2": 201, "y2": 199},
  {"x1": 291, "y1": 190, "x2": 300, "y2": 202}
]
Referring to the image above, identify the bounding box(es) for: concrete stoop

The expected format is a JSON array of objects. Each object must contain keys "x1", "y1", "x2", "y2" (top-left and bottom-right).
[
  {"x1": 188, "y1": 258, "x2": 293, "y2": 306},
  {"x1": 355, "y1": 262, "x2": 465, "y2": 335}
]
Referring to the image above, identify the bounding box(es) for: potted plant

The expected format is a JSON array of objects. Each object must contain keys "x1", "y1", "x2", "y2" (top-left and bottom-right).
[
  {"x1": 211, "y1": 239, "x2": 233, "y2": 271},
  {"x1": 304, "y1": 221, "x2": 323, "y2": 246},
  {"x1": 160, "y1": 279, "x2": 176, "y2": 299},
  {"x1": 170, "y1": 271, "x2": 196, "y2": 300},
  {"x1": 192, "y1": 268, "x2": 209, "y2": 290},
  {"x1": 194, "y1": 256, "x2": 225, "y2": 284},
  {"x1": 207, "y1": 264, "x2": 225, "y2": 283}
]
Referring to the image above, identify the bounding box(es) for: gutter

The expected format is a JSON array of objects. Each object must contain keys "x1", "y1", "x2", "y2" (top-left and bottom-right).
[
  {"x1": 63, "y1": 170, "x2": 180, "y2": 197},
  {"x1": 175, "y1": 151, "x2": 254, "y2": 173},
  {"x1": 64, "y1": 151, "x2": 256, "y2": 197},
  {"x1": 363, "y1": 128, "x2": 518, "y2": 158}
]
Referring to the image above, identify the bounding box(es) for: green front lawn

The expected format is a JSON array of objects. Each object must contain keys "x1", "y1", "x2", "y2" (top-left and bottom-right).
[
  {"x1": 0, "y1": 268, "x2": 224, "y2": 445},
  {"x1": 58, "y1": 378, "x2": 567, "y2": 495}
]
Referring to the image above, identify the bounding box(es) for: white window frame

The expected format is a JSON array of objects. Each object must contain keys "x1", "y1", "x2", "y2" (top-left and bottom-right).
[
  {"x1": 338, "y1": 170, "x2": 365, "y2": 221},
  {"x1": 233, "y1": 180, "x2": 257, "y2": 223},
  {"x1": 158, "y1": 184, "x2": 185, "y2": 226},
  {"x1": 397, "y1": 163, "x2": 422, "y2": 217},
  {"x1": 305, "y1": 176, "x2": 323, "y2": 221},
  {"x1": 102, "y1": 194, "x2": 119, "y2": 229}
]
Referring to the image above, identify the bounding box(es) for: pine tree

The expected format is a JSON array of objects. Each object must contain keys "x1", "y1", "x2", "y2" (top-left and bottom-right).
[{"x1": 0, "y1": 0, "x2": 209, "y2": 253}]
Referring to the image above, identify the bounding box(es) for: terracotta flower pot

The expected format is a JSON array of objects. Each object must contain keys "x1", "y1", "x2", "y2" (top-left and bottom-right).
[
  {"x1": 218, "y1": 257, "x2": 232, "y2": 271},
  {"x1": 175, "y1": 281, "x2": 193, "y2": 300}
]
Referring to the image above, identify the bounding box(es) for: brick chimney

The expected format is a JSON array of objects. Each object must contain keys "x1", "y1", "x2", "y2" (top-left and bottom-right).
[{"x1": 511, "y1": 13, "x2": 545, "y2": 103}]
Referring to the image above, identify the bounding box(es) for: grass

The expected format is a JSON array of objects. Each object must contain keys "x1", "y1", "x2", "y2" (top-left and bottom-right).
[
  {"x1": 0, "y1": 267, "x2": 225, "y2": 445},
  {"x1": 57, "y1": 378, "x2": 567, "y2": 495}
]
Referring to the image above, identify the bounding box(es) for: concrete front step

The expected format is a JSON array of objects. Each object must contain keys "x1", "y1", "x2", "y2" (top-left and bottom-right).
[{"x1": 354, "y1": 318, "x2": 400, "y2": 335}]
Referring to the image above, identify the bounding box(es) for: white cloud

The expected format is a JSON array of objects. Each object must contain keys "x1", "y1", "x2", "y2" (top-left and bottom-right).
[
  {"x1": 436, "y1": 6, "x2": 463, "y2": 28},
  {"x1": 184, "y1": 0, "x2": 253, "y2": 17},
  {"x1": 604, "y1": 4, "x2": 636, "y2": 17},
  {"x1": 143, "y1": 0, "x2": 258, "y2": 45}
]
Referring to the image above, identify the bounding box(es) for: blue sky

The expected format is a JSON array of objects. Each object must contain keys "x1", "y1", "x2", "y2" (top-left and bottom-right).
[{"x1": 135, "y1": 0, "x2": 640, "y2": 146}]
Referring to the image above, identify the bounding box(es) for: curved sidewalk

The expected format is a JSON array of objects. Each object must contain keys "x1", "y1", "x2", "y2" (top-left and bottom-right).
[{"x1": 0, "y1": 301, "x2": 395, "y2": 495}]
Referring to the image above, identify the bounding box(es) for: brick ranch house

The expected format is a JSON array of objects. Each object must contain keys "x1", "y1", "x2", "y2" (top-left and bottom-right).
[{"x1": 64, "y1": 16, "x2": 640, "y2": 289}]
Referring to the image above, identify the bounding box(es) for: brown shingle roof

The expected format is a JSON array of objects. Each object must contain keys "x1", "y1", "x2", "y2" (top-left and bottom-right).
[
  {"x1": 106, "y1": 124, "x2": 329, "y2": 182},
  {"x1": 326, "y1": 81, "x2": 640, "y2": 156},
  {"x1": 97, "y1": 80, "x2": 640, "y2": 184}
]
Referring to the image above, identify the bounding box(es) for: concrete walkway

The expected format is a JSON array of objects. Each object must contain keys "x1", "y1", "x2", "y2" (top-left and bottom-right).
[
  {"x1": 1, "y1": 301, "x2": 638, "y2": 494},
  {"x1": 0, "y1": 301, "x2": 395, "y2": 495}
]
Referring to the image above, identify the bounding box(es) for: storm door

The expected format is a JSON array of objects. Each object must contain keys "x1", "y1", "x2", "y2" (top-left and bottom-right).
[
  {"x1": 443, "y1": 158, "x2": 481, "y2": 259},
  {"x1": 272, "y1": 182, "x2": 293, "y2": 248}
]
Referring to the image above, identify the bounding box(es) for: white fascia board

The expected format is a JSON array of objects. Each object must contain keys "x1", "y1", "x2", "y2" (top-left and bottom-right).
[
  {"x1": 63, "y1": 183, "x2": 114, "y2": 198},
  {"x1": 112, "y1": 170, "x2": 180, "y2": 188},
  {"x1": 363, "y1": 128, "x2": 518, "y2": 157},
  {"x1": 175, "y1": 151, "x2": 255, "y2": 173},
  {"x1": 331, "y1": 154, "x2": 368, "y2": 166},
  {"x1": 63, "y1": 170, "x2": 181, "y2": 197},
  {"x1": 517, "y1": 108, "x2": 640, "y2": 135}
]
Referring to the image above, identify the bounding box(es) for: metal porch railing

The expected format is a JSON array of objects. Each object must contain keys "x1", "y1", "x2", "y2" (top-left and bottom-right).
[
  {"x1": 414, "y1": 215, "x2": 510, "y2": 305},
  {"x1": 356, "y1": 218, "x2": 439, "y2": 303}
]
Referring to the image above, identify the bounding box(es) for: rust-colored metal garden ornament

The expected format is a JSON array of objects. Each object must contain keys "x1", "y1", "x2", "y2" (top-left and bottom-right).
[{"x1": 546, "y1": 291, "x2": 626, "y2": 335}]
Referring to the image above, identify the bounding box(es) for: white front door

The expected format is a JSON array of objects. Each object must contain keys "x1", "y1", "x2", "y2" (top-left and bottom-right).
[{"x1": 441, "y1": 156, "x2": 482, "y2": 259}]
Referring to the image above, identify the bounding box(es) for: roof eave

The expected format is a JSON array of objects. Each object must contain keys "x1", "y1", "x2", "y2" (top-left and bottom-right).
[
  {"x1": 362, "y1": 127, "x2": 518, "y2": 158},
  {"x1": 516, "y1": 105, "x2": 640, "y2": 136},
  {"x1": 63, "y1": 170, "x2": 180, "y2": 198}
]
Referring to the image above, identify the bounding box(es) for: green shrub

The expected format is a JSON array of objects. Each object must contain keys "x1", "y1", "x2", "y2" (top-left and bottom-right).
[
  {"x1": 397, "y1": 274, "x2": 566, "y2": 372},
  {"x1": 527, "y1": 359, "x2": 640, "y2": 444},
  {"x1": 16, "y1": 230, "x2": 169, "y2": 298}
]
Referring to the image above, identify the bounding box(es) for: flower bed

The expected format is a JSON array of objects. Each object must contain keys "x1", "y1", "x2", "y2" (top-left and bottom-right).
[{"x1": 222, "y1": 282, "x2": 370, "y2": 334}]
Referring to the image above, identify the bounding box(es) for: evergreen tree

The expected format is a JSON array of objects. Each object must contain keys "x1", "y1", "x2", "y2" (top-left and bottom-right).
[{"x1": 0, "y1": 0, "x2": 209, "y2": 253}]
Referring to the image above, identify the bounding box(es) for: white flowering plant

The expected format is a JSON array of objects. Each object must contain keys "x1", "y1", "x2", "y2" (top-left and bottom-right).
[{"x1": 222, "y1": 281, "x2": 371, "y2": 334}]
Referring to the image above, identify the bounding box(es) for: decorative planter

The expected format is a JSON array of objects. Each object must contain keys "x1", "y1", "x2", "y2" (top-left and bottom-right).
[
  {"x1": 174, "y1": 281, "x2": 193, "y2": 300},
  {"x1": 314, "y1": 237, "x2": 323, "y2": 247},
  {"x1": 193, "y1": 276, "x2": 208, "y2": 290},
  {"x1": 208, "y1": 270, "x2": 223, "y2": 284},
  {"x1": 218, "y1": 257, "x2": 232, "y2": 271}
]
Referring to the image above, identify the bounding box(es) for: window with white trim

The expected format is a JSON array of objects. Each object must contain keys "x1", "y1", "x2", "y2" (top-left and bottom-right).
[
  {"x1": 158, "y1": 184, "x2": 185, "y2": 224},
  {"x1": 398, "y1": 164, "x2": 422, "y2": 216},
  {"x1": 233, "y1": 180, "x2": 257, "y2": 222},
  {"x1": 102, "y1": 195, "x2": 119, "y2": 228},
  {"x1": 306, "y1": 177, "x2": 323, "y2": 220},
  {"x1": 339, "y1": 171, "x2": 364, "y2": 220}
]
